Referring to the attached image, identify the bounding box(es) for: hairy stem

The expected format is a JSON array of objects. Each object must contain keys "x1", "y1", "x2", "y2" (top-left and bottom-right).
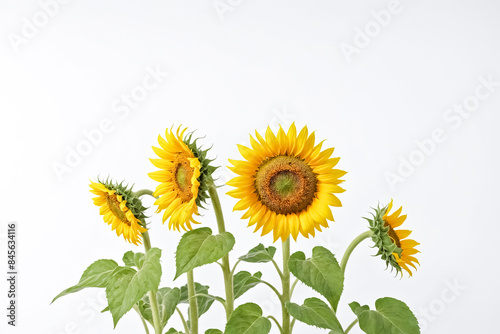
[
  {"x1": 176, "y1": 307, "x2": 190, "y2": 334},
  {"x1": 281, "y1": 238, "x2": 291, "y2": 334},
  {"x1": 208, "y1": 181, "x2": 234, "y2": 320},
  {"x1": 142, "y1": 231, "x2": 162, "y2": 334},
  {"x1": 187, "y1": 270, "x2": 199, "y2": 334},
  {"x1": 345, "y1": 319, "x2": 359, "y2": 333},
  {"x1": 134, "y1": 189, "x2": 157, "y2": 199},
  {"x1": 133, "y1": 305, "x2": 150, "y2": 334},
  {"x1": 340, "y1": 230, "x2": 374, "y2": 273}
]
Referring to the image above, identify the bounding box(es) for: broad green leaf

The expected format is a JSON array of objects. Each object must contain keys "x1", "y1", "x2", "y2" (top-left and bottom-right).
[
  {"x1": 349, "y1": 301, "x2": 370, "y2": 317},
  {"x1": 233, "y1": 271, "x2": 262, "y2": 299},
  {"x1": 106, "y1": 248, "x2": 162, "y2": 327},
  {"x1": 288, "y1": 246, "x2": 344, "y2": 311},
  {"x1": 286, "y1": 298, "x2": 343, "y2": 332},
  {"x1": 357, "y1": 297, "x2": 420, "y2": 334},
  {"x1": 123, "y1": 251, "x2": 146, "y2": 268},
  {"x1": 206, "y1": 330, "x2": 223, "y2": 334},
  {"x1": 138, "y1": 287, "x2": 181, "y2": 329},
  {"x1": 239, "y1": 244, "x2": 276, "y2": 263},
  {"x1": 52, "y1": 259, "x2": 118, "y2": 303},
  {"x1": 123, "y1": 251, "x2": 135, "y2": 267},
  {"x1": 165, "y1": 328, "x2": 184, "y2": 334},
  {"x1": 179, "y1": 283, "x2": 216, "y2": 317},
  {"x1": 175, "y1": 227, "x2": 235, "y2": 279},
  {"x1": 224, "y1": 303, "x2": 271, "y2": 334}
]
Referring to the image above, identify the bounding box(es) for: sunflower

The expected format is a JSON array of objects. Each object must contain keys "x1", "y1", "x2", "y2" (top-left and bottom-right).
[
  {"x1": 368, "y1": 200, "x2": 420, "y2": 276},
  {"x1": 149, "y1": 126, "x2": 215, "y2": 231},
  {"x1": 227, "y1": 123, "x2": 346, "y2": 242},
  {"x1": 89, "y1": 180, "x2": 147, "y2": 245}
]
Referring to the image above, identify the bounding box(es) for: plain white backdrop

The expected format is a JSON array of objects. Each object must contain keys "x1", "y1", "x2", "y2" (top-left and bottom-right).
[{"x1": 1, "y1": 0, "x2": 499, "y2": 333}]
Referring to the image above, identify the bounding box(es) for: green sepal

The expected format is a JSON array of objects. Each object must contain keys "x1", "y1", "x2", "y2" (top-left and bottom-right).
[
  {"x1": 183, "y1": 132, "x2": 218, "y2": 208},
  {"x1": 366, "y1": 204, "x2": 403, "y2": 275},
  {"x1": 96, "y1": 177, "x2": 149, "y2": 227}
]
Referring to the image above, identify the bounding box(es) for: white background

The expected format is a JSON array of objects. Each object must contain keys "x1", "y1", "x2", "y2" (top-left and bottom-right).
[{"x1": 1, "y1": 0, "x2": 499, "y2": 333}]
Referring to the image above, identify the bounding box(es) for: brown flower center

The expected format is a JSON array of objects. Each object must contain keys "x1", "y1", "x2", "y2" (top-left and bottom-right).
[
  {"x1": 255, "y1": 155, "x2": 317, "y2": 215},
  {"x1": 106, "y1": 194, "x2": 131, "y2": 226},
  {"x1": 173, "y1": 152, "x2": 194, "y2": 202}
]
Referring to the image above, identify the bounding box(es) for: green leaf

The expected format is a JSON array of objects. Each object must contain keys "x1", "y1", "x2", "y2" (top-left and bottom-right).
[
  {"x1": 349, "y1": 301, "x2": 370, "y2": 317},
  {"x1": 179, "y1": 283, "x2": 216, "y2": 317},
  {"x1": 175, "y1": 227, "x2": 235, "y2": 279},
  {"x1": 239, "y1": 244, "x2": 276, "y2": 263},
  {"x1": 205, "y1": 330, "x2": 223, "y2": 334},
  {"x1": 288, "y1": 246, "x2": 344, "y2": 311},
  {"x1": 233, "y1": 271, "x2": 262, "y2": 299},
  {"x1": 357, "y1": 298, "x2": 420, "y2": 334},
  {"x1": 123, "y1": 251, "x2": 146, "y2": 268},
  {"x1": 106, "y1": 248, "x2": 162, "y2": 327},
  {"x1": 165, "y1": 328, "x2": 184, "y2": 334},
  {"x1": 52, "y1": 259, "x2": 118, "y2": 303},
  {"x1": 224, "y1": 303, "x2": 272, "y2": 334},
  {"x1": 138, "y1": 287, "x2": 181, "y2": 329},
  {"x1": 286, "y1": 298, "x2": 343, "y2": 332},
  {"x1": 123, "y1": 251, "x2": 135, "y2": 267}
]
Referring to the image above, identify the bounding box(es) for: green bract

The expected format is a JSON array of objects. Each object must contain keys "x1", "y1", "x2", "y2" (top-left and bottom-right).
[
  {"x1": 98, "y1": 177, "x2": 148, "y2": 223},
  {"x1": 183, "y1": 132, "x2": 218, "y2": 208},
  {"x1": 366, "y1": 204, "x2": 403, "y2": 274}
]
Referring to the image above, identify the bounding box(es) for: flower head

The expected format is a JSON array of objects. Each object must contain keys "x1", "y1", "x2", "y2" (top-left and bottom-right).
[
  {"x1": 90, "y1": 179, "x2": 147, "y2": 245},
  {"x1": 367, "y1": 200, "x2": 420, "y2": 276},
  {"x1": 227, "y1": 123, "x2": 346, "y2": 242},
  {"x1": 149, "y1": 126, "x2": 215, "y2": 231}
]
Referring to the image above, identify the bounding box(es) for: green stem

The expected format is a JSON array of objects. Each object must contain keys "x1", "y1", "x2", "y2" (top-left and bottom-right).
[
  {"x1": 258, "y1": 279, "x2": 283, "y2": 301},
  {"x1": 187, "y1": 270, "x2": 199, "y2": 334},
  {"x1": 135, "y1": 189, "x2": 157, "y2": 199},
  {"x1": 340, "y1": 230, "x2": 374, "y2": 273},
  {"x1": 290, "y1": 278, "x2": 299, "y2": 298},
  {"x1": 345, "y1": 319, "x2": 359, "y2": 333},
  {"x1": 189, "y1": 293, "x2": 226, "y2": 308},
  {"x1": 176, "y1": 307, "x2": 190, "y2": 334},
  {"x1": 281, "y1": 238, "x2": 291, "y2": 334},
  {"x1": 268, "y1": 315, "x2": 284, "y2": 334},
  {"x1": 231, "y1": 259, "x2": 241, "y2": 277},
  {"x1": 272, "y1": 259, "x2": 284, "y2": 279},
  {"x1": 208, "y1": 181, "x2": 234, "y2": 320},
  {"x1": 142, "y1": 231, "x2": 162, "y2": 334},
  {"x1": 133, "y1": 305, "x2": 150, "y2": 334}
]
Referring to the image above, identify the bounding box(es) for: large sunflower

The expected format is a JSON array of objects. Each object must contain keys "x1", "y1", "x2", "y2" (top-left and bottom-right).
[
  {"x1": 368, "y1": 200, "x2": 420, "y2": 276},
  {"x1": 90, "y1": 180, "x2": 147, "y2": 245},
  {"x1": 227, "y1": 123, "x2": 346, "y2": 242},
  {"x1": 149, "y1": 126, "x2": 215, "y2": 231}
]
